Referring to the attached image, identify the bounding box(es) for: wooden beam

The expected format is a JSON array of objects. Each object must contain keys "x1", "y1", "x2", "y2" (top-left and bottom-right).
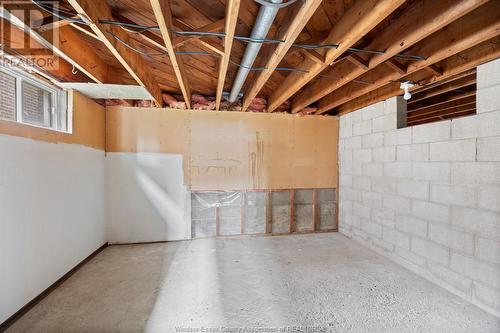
[
  {"x1": 292, "y1": 0, "x2": 488, "y2": 113},
  {"x1": 266, "y1": 0, "x2": 407, "y2": 112},
  {"x1": 34, "y1": 16, "x2": 74, "y2": 33},
  {"x1": 240, "y1": 0, "x2": 323, "y2": 111},
  {"x1": 0, "y1": 7, "x2": 107, "y2": 83},
  {"x1": 316, "y1": 2, "x2": 500, "y2": 114},
  {"x1": 172, "y1": 19, "x2": 224, "y2": 48},
  {"x1": 150, "y1": 0, "x2": 191, "y2": 108},
  {"x1": 409, "y1": 73, "x2": 476, "y2": 103},
  {"x1": 335, "y1": 36, "x2": 500, "y2": 115},
  {"x1": 66, "y1": 0, "x2": 163, "y2": 105},
  {"x1": 385, "y1": 58, "x2": 406, "y2": 75},
  {"x1": 215, "y1": 0, "x2": 240, "y2": 110},
  {"x1": 424, "y1": 65, "x2": 443, "y2": 76},
  {"x1": 302, "y1": 49, "x2": 325, "y2": 65},
  {"x1": 347, "y1": 54, "x2": 369, "y2": 70}
]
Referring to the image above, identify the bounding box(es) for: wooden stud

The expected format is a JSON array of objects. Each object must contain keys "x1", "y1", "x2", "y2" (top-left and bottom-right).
[
  {"x1": 215, "y1": 0, "x2": 240, "y2": 110},
  {"x1": 265, "y1": 191, "x2": 271, "y2": 234},
  {"x1": 240, "y1": 191, "x2": 246, "y2": 235},
  {"x1": 302, "y1": 49, "x2": 325, "y2": 65},
  {"x1": 150, "y1": 0, "x2": 192, "y2": 108},
  {"x1": 347, "y1": 54, "x2": 369, "y2": 70},
  {"x1": 385, "y1": 58, "x2": 407, "y2": 75},
  {"x1": 312, "y1": 189, "x2": 317, "y2": 232},
  {"x1": 289, "y1": 190, "x2": 295, "y2": 233},
  {"x1": 266, "y1": 0, "x2": 406, "y2": 112},
  {"x1": 291, "y1": 0, "x2": 488, "y2": 114}
]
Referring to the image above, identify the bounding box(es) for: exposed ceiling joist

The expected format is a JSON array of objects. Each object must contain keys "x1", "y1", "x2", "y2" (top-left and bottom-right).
[
  {"x1": 172, "y1": 19, "x2": 224, "y2": 48},
  {"x1": 150, "y1": 0, "x2": 191, "y2": 108},
  {"x1": 316, "y1": 1, "x2": 500, "y2": 114},
  {"x1": 215, "y1": 0, "x2": 240, "y2": 110},
  {"x1": 292, "y1": 0, "x2": 488, "y2": 113},
  {"x1": 336, "y1": 36, "x2": 500, "y2": 115},
  {"x1": 66, "y1": 0, "x2": 164, "y2": 105},
  {"x1": 0, "y1": 7, "x2": 107, "y2": 83},
  {"x1": 240, "y1": 0, "x2": 323, "y2": 112},
  {"x1": 265, "y1": 0, "x2": 407, "y2": 113}
]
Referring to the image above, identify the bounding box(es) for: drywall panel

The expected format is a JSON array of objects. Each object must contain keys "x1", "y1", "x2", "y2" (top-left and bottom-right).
[
  {"x1": 0, "y1": 134, "x2": 105, "y2": 323},
  {"x1": 106, "y1": 107, "x2": 339, "y2": 190},
  {"x1": 0, "y1": 90, "x2": 105, "y2": 150},
  {"x1": 106, "y1": 153, "x2": 191, "y2": 243}
]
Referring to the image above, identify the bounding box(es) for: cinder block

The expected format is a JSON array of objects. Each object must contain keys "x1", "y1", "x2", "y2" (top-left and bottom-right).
[
  {"x1": 362, "y1": 101, "x2": 385, "y2": 120},
  {"x1": 341, "y1": 162, "x2": 363, "y2": 176},
  {"x1": 353, "y1": 119, "x2": 372, "y2": 136},
  {"x1": 384, "y1": 127, "x2": 412, "y2": 146},
  {"x1": 411, "y1": 236, "x2": 449, "y2": 265},
  {"x1": 429, "y1": 139, "x2": 477, "y2": 162},
  {"x1": 372, "y1": 237, "x2": 395, "y2": 252},
  {"x1": 428, "y1": 223, "x2": 474, "y2": 255},
  {"x1": 384, "y1": 96, "x2": 399, "y2": 114},
  {"x1": 395, "y1": 215, "x2": 428, "y2": 238},
  {"x1": 384, "y1": 162, "x2": 412, "y2": 178},
  {"x1": 353, "y1": 148, "x2": 372, "y2": 162},
  {"x1": 362, "y1": 132, "x2": 384, "y2": 148},
  {"x1": 412, "y1": 200, "x2": 449, "y2": 224},
  {"x1": 245, "y1": 191, "x2": 266, "y2": 206},
  {"x1": 477, "y1": 85, "x2": 500, "y2": 114},
  {"x1": 340, "y1": 124, "x2": 353, "y2": 138},
  {"x1": 372, "y1": 113, "x2": 397, "y2": 133},
  {"x1": 353, "y1": 202, "x2": 371, "y2": 219},
  {"x1": 412, "y1": 162, "x2": 451, "y2": 182},
  {"x1": 451, "y1": 162, "x2": 500, "y2": 185},
  {"x1": 372, "y1": 176, "x2": 397, "y2": 194},
  {"x1": 317, "y1": 188, "x2": 336, "y2": 203},
  {"x1": 383, "y1": 226, "x2": 410, "y2": 250},
  {"x1": 450, "y1": 252, "x2": 500, "y2": 290},
  {"x1": 373, "y1": 146, "x2": 396, "y2": 162},
  {"x1": 477, "y1": 57, "x2": 500, "y2": 89},
  {"x1": 361, "y1": 219, "x2": 383, "y2": 238},
  {"x1": 478, "y1": 238, "x2": 500, "y2": 265},
  {"x1": 294, "y1": 204, "x2": 314, "y2": 232},
  {"x1": 478, "y1": 186, "x2": 500, "y2": 212},
  {"x1": 382, "y1": 194, "x2": 411, "y2": 214},
  {"x1": 372, "y1": 207, "x2": 395, "y2": 227},
  {"x1": 340, "y1": 112, "x2": 352, "y2": 128},
  {"x1": 340, "y1": 199, "x2": 353, "y2": 214},
  {"x1": 344, "y1": 212, "x2": 361, "y2": 229},
  {"x1": 412, "y1": 120, "x2": 451, "y2": 144},
  {"x1": 397, "y1": 144, "x2": 429, "y2": 161},
  {"x1": 478, "y1": 136, "x2": 500, "y2": 161},
  {"x1": 219, "y1": 216, "x2": 242, "y2": 236},
  {"x1": 430, "y1": 184, "x2": 477, "y2": 207},
  {"x1": 361, "y1": 191, "x2": 383, "y2": 208},
  {"x1": 451, "y1": 206, "x2": 500, "y2": 241},
  {"x1": 294, "y1": 189, "x2": 313, "y2": 204},
  {"x1": 362, "y1": 163, "x2": 384, "y2": 177},
  {"x1": 395, "y1": 246, "x2": 426, "y2": 267},
  {"x1": 428, "y1": 263, "x2": 473, "y2": 295},
  {"x1": 340, "y1": 149, "x2": 353, "y2": 163},
  {"x1": 244, "y1": 206, "x2": 265, "y2": 234},
  {"x1": 340, "y1": 174, "x2": 353, "y2": 187},
  {"x1": 341, "y1": 188, "x2": 362, "y2": 202},
  {"x1": 397, "y1": 179, "x2": 429, "y2": 200},
  {"x1": 352, "y1": 176, "x2": 371, "y2": 191},
  {"x1": 474, "y1": 282, "x2": 500, "y2": 313},
  {"x1": 270, "y1": 205, "x2": 290, "y2": 233},
  {"x1": 317, "y1": 203, "x2": 337, "y2": 230},
  {"x1": 452, "y1": 110, "x2": 500, "y2": 139},
  {"x1": 344, "y1": 136, "x2": 362, "y2": 150},
  {"x1": 350, "y1": 109, "x2": 362, "y2": 123}
]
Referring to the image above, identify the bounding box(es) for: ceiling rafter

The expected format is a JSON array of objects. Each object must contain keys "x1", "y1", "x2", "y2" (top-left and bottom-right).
[
  {"x1": 240, "y1": 0, "x2": 323, "y2": 112},
  {"x1": 150, "y1": 0, "x2": 191, "y2": 108},
  {"x1": 265, "y1": 0, "x2": 407, "y2": 113},
  {"x1": 292, "y1": 0, "x2": 488, "y2": 113},
  {"x1": 335, "y1": 36, "x2": 500, "y2": 115},
  {"x1": 215, "y1": 0, "x2": 240, "y2": 110},
  {"x1": 316, "y1": 1, "x2": 500, "y2": 114},
  {"x1": 66, "y1": 0, "x2": 164, "y2": 105}
]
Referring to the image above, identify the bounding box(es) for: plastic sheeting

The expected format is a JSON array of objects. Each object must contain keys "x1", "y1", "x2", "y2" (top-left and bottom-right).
[{"x1": 191, "y1": 191, "x2": 242, "y2": 208}]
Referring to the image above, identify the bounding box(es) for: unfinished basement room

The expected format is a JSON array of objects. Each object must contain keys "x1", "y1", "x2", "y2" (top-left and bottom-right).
[{"x1": 1, "y1": 0, "x2": 500, "y2": 332}]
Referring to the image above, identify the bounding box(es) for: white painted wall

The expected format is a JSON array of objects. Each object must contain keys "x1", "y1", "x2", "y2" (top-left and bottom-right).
[
  {"x1": 338, "y1": 58, "x2": 500, "y2": 317},
  {"x1": 0, "y1": 135, "x2": 106, "y2": 323},
  {"x1": 106, "y1": 153, "x2": 191, "y2": 243}
]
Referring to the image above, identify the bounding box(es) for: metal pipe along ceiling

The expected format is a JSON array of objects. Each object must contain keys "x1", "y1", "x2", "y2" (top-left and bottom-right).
[{"x1": 228, "y1": 0, "x2": 283, "y2": 103}]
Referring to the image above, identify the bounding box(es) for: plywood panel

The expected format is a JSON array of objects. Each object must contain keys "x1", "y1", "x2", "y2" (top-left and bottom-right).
[
  {"x1": 0, "y1": 91, "x2": 105, "y2": 150},
  {"x1": 106, "y1": 107, "x2": 339, "y2": 190}
]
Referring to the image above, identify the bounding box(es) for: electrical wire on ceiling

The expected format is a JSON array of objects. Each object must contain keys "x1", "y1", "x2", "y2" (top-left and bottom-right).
[{"x1": 32, "y1": 0, "x2": 86, "y2": 24}]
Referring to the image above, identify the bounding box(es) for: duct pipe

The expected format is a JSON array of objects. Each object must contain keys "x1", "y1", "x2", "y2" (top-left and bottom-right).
[{"x1": 228, "y1": 0, "x2": 283, "y2": 103}]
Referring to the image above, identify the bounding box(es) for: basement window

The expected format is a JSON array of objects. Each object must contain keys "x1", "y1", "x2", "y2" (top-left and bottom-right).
[
  {"x1": 0, "y1": 66, "x2": 68, "y2": 132},
  {"x1": 404, "y1": 70, "x2": 477, "y2": 127}
]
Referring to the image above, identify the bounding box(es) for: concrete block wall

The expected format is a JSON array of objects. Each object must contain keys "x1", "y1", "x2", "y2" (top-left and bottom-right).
[{"x1": 338, "y1": 58, "x2": 500, "y2": 317}]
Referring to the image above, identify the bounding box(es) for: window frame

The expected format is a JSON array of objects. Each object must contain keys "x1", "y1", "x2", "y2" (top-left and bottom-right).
[{"x1": 0, "y1": 65, "x2": 68, "y2": 132}]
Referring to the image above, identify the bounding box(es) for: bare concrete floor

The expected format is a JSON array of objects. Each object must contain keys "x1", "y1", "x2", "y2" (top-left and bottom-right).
[{"x1": 6, "y1": 233, "x2": 500, "y2": 333}]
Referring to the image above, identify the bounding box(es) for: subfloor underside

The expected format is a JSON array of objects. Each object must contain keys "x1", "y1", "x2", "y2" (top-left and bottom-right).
[{"x1": 6, "y1": 233, "x2": 500, "y2": 332}]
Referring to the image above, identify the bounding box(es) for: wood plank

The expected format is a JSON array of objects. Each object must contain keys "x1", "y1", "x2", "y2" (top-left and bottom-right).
[
  {"x1": 317, "y1": 2, "x2": 500, "y2": 114},
  {"x1": 150, "y1": 0, "x2": 191, "y2": 108},
  {"x1": 267, "y1": 0, "x2": 406, "y2": 112},
  {"x1": 0, "y1": 7, "x2": 107, "y2": 83},
  {"x1": 215, "y1": 0, "x2": 240, "y2": 110},
  {"x1": 385, "y1": 58, "x2": 406, "y2": 75},
  {"x1": 336, "y1": 36, "x2": 500, "y2": 115},
  {"x1": 240, "y1": 0, "x2": 323, "y2": 111},
  {"x1": 409, "y1": 74, "x2": 476, "y2": 104},
  {"x1": 408, "y1": 109, "x2": 476, "y2": 126},
  {"x1": 172, "y1": 19, "x2": 224, "y2": 48},
  {"x1": 302, "y1": 49, "x2": 325, "y2": 65},
  {"x1": 408, "y1": 101, "x2": 476, "y2": 121},
  {"x1": 293, "y1": 0, "x2": 487, "y2": 113},
  {"x1": 347, "y1": 54, "x2": 369, "y2": 69},
  {"x1": 66, "y1": 0, "x2": 163, "y2": 105}
]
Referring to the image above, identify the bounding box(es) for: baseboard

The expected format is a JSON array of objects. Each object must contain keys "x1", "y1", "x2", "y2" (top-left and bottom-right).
[{"x1": 0, "y1": 243, "x2": 108, "y2": 332}]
